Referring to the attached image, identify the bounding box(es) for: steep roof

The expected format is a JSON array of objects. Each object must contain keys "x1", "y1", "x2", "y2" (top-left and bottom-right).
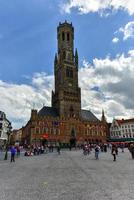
[
  {"x1": 116, "y1": 118, "x2": 134, "y2": 125},
  {"x1": 81, "y1": 110, "x2": 100, "y2": 122},
  {"x1": 38, "y1": 106, "x2": 59, "y2": 118},
  {"x1": 38, "y1": 106, "x2": 99, "y2": 122}
]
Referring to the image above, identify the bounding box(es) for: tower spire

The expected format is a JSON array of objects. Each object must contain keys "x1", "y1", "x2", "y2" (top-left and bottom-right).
[{"x1": 101, "y1": 109, "x2": 107, "y2": 122}]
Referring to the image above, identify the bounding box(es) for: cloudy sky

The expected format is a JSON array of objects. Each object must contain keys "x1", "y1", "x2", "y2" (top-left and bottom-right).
[{"x1": 0, "y1": 0, "x2": 134, "y2": 128}]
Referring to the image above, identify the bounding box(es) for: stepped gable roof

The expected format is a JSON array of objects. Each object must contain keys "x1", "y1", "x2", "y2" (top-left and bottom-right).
[
  {"x1": 81, "y1": 110, "x2": 100, "y2": 122},
  {"x1": 38, "y1": 106, "x2": 59, "y2": 118}
]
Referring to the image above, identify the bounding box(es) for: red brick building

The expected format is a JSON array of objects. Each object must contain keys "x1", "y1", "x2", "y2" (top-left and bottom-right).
[{"x1": 22, "y1": 21, "x2": 108, "y2": 146}]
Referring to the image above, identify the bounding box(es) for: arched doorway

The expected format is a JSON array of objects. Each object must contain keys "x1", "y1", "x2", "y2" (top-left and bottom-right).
[{"x1": 70, "y1": 128, "x2": 77, "y2": 147}]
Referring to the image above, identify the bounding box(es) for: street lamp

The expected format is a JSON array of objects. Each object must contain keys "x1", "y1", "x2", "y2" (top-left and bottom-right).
[{"x1": 4, "y1": 122, "x2": 12, "y2": 160}]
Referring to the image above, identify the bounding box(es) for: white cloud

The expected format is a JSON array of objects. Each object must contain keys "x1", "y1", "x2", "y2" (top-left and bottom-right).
[
  {"x1": 62, "y1": 0, "x2": 134, "y2": 16},
  {"x1": 1, "y1": 50, "x2": 134, "y2": 128},
  {"x1": 112, "y1": 37, "x2": 119, "y2": 43},
  {"x1": 0, "y1": 73, "x2": 53, "y2": 129},
  {"x1": 78, "y1": 50, "x2": 134, "y2": 121},
  {"x1": 119, "y1": 21, "x2": 134, "y2": 40}
]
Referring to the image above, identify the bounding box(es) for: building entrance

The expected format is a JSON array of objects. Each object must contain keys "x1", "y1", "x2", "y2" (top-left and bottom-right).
[
  {"x1": 70, "y1": 128, "x2": 76, "y2": 147},
  {"x1": 42, "y1": 139, "x2": 48, "y2": 146}
]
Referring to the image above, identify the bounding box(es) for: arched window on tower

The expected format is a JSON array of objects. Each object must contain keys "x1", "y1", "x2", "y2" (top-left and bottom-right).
[
  {"x1": 62, "y1": 32, "x2": 65, "y2": 41},
  {"x1": 66, "y1": 67, "x2": 73, "y2": 78},
  {"x1": 63, "y1": 51, "x2": 66, "y2": 59},
  {"x1": 67, "y1": 52, "x2": 71, "y2": 60},
  {"x1": 70, "y1": 106, "x2": 74, "y2": 117},
  {"x1": 67, "y1": 32, "x2": 70, "y2": 41}
]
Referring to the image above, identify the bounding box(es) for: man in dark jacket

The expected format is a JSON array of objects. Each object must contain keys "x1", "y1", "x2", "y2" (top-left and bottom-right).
[
  {"x1": 111, "y1": 145, "x2": 117, "y2": 161},
  {"x1": 10, "y1": 146, "x2": 16, "y2": 162},
  {"x1": 129, "y1": 144, "x2": 134, "y2": 159},
  {"x1": 57, "y1": 143, "x2": 61, "y2": 155}
]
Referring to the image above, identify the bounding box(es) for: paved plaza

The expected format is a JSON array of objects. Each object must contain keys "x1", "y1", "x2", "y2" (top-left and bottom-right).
[{"x1": 0, "y1": 149, "x2": 134, "y2": 200}]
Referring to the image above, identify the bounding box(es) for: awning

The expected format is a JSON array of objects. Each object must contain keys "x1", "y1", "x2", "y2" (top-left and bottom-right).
[{"x1": 107, "y1": 138, "x2": 134, "y2": 142}]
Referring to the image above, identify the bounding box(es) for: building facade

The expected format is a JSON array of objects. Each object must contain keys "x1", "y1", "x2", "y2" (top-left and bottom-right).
[
  {"x1": 110, "y1": 118, "x2": 134, "y2": 141},
  {"x1": 22, "y1": 21, "x2": 108, "y2": 146},
  {"x1": 0, "y1": 111, "x2": 11, "y2": 146},
  {"x1": 10, "y1": 128, "x2": 22, "y2": 145}
]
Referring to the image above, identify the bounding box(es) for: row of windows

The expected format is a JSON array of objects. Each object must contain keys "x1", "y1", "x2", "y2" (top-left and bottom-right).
[
  {"x1": 111, "y1": 133, "x2": 134, "y2": 138},
  {"x1": 61, "y1": 32, "x2": 70, "y2": 41},
  {"x1": 85, "y1": 125, "x2": 104, "y2": 129},
  {"x1": 111, "y1": 126, "x2": 119, "y2": 130},
  {"x1": 122, "y1": 129, "x2": 134, "y2": 133},
  {"x1": 111, "y1": 132, "x2": 121, "y2": 136},
  {"x1": 32, "y1": 121, "x2": 60, "y2": 126},
  {"x1": 33, "y1": 128, "x2": 60, "y2": 135},
  {"x1": 111, "y1": 124, "x2": 134, "y2": 130},
  {"x1": 111, "y1": 129, "x2": 134, "y2": 134},
  {"x1": 64, "y1": 91, "x2": 78, "y2": 97},
  {"x1": 33, "y1": 127, "x2": 106, "y2": 136},
  {"x1": 85, "y1": 130, "x2": 105, "y2": 137},
  {"x1": 121, "y1": 124, "x2": 134, "y2": 128}
]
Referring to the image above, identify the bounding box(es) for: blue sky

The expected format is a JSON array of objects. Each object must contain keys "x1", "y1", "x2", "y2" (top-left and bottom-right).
[{"x1": 0, "y1": 0, "x2": 134, "y2": 128}]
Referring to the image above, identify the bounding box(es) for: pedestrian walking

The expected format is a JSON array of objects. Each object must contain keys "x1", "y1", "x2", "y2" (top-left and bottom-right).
[
  {"x1": 10, "y1": 146, "x2": 16, "y2": 162},
  {"x1": 111, "y1": 145, "x2": 117, "y2": 161},
  {"x1": 120, "y1": 143, "x2": 125, "y2": 153},
  {"x1": 104, "y1": 143, "x2": 107, "y2": 152},
  {"x1": 57, "y1": 143, "x2": 61, "y2": 155},
  {"x1": 83, "y1": 144, "x2": 88, "y2": 155},
  {"x1": 87, "y1": 144, "x2": 91, "y2": 155},
  {"x1": 94, "y1": 145, "x2": 100, "y2": 160},
  {"x1": 16, "y1": 146, "x2": 20, "y2": 157},
  {"x1": 129, "y1": 143, "x2": 134, "y2": 159}
]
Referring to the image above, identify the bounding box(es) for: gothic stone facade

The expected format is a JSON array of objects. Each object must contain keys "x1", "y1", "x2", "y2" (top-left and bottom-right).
[{"x1": 22, "y1": 21, "x2": 107, "y2": 145}]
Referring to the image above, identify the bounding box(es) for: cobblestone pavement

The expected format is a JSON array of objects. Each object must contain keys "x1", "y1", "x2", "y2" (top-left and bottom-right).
[{"x1": 0, "y1": 149, "x2": 134, "y2": 200}]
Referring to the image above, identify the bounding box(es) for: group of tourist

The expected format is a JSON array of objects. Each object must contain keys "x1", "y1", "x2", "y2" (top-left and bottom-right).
[
  {"x1": 3, "y1": 141, "x2": 134, "y2": 163},
  {"x1": 24, "y1": 143, "x2": 61, "y2": 157},
  {"x1": 8, "y1": 143, "x2": 61, "y2": 163},
  {"x1": 82, "y1": 142, "x2": 134, "y2": 161}
]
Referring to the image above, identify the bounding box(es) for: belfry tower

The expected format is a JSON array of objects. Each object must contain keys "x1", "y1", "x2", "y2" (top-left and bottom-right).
[{"x1": 52, "y1": 21, "x2": 81, "y2": 118}]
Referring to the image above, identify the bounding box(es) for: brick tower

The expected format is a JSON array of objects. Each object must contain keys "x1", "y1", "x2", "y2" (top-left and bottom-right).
[{"x1": 52, "y1": 21, "x2": 81, "y2": 118}]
